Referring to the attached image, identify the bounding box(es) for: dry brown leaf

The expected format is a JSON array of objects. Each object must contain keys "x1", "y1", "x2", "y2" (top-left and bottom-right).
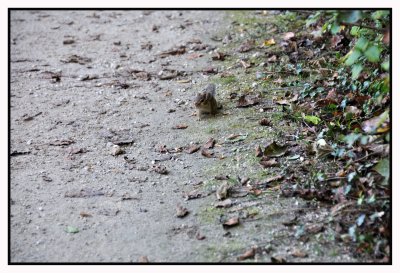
[
  {"x1": 214, "y1": 175, "x2": 229, "y2": 180},
  {"x1": 202, "y1": 67, "x2": 218, "y2": 74},
  {"x1": 172, "y1": 124, "x2": 188, "y2": 129},
  {"x1": 259, "y1": 118, "x2": 271, "y2": 126},
  {"x1": 222, "y1": 217, "x2": 240, "y2": 228},
  {"x1": 267, "y1": 55, "x2": 277, "y2": 62},
  {"x1": 176, "y1": 204, "x2": 189, "y2": 218},
  {"x1": 203, "y1": 138, "x2": 216, "y2": 149},
  {"x1": 237, "y1": 39, "x2": 255, "y2": 52},
  {"x1": 196, "y1": 232, "x2": 206, "y2": 240},
  {"x1": 249, "y1": 189, "x2": 263, "y2": 196},
  {"x1": 240, "y1": 59, "x2": 252, "y2": 69},
  {"x1": 255, "y1": 146, "x2": 263, "y2": 157},
  {"x1": 138, "y1": 256, "x2": 149, "y2": 263},
  {"x1": 212, "y1": 52, "x2": 227, "y2": 61},
  {"x1": 283, "y1": 32, "x2": 295, "y2": 40},
  {"x1": 185, "y1": 145, "x2": 200, "y2": 154},
  {"x1": 271, "y1": 256, "x2": 286, "y2": 263},
  {"x1": 237, "y1": 95, "x2": 260, "y2": 108},
  {"x1": 291, "y1": 249, "x2": 308, "y2": 258},
  {"x1": 237, "y1": 248, "x2": 256, "y2": 261},
  {"x1": 187, "y1": 53, "x2": 203, "y2": 60},
  {"x1": 79, "y1": 212, "x2": 92, "y2": 218},
  {"x1": 201, "y1": 149, "x2": 214, "y2": 158},
  {"x1": 215, "y1": 199, "x2": 233, "y2": 208},
  {"x1": 158, "y1": 45, "x2": 186, "y2": 58},
  {"x1": 183, "y1": 190, "x2": 202, "y2": 200},
  {"x1": 152, "y1": 164, "x2": 168, "y2": 175}
]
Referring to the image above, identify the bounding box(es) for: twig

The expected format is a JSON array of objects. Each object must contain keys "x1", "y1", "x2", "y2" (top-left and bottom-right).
[{"x1": 353, "y1": 151, "x2": 380, "y2": 163}]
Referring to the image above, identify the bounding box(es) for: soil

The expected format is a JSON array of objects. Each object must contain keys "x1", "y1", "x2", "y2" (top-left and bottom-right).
[{"x1": 10, "y1": 10, "x2": 359, "y2": 263}]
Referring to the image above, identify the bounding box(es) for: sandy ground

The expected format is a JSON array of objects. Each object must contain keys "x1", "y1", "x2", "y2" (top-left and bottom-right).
[{"x1": 10, "y1": 10, "x2": 358, "y2": 263}]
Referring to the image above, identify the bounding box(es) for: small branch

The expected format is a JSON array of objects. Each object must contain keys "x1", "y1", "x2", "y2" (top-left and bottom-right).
[{"x1": 353, "y1": 151, "x2": 380, "y2": 163}]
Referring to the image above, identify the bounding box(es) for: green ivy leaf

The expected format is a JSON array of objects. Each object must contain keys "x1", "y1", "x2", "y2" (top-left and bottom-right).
[
  {"x1": 381, "y1": 61, "x2": 389, "y2": 71},
  {"x1": 345, "y1": 49, "x2": 362, "y2": 66},
  {"x1": 303, "y1": 115, "x2": 321, "y2": 125},
  {"x1": 364, "y1": 45, "x2": 381, "y2": 62},
  {"x1": 351, "y1": 64, "x2": 363, "y2": 80},
  {"x1": 339, "y1": 10, "x2": 362, "y2": 23},
  {"x1": 331, "y1": 23, "x2": 341, "y2": 34},
  {"x1": 373, "y1": 158, "x2": 390, "y2": 180},
  {"x1": 355, "y1": 37, "x2": 368, "y2": 51},
  {"x1": 65, "y1": 226, "x2": 79, "y2": 233},
  {"x1": 350, "y1": 26, "x2": 360, "y2": 36}
]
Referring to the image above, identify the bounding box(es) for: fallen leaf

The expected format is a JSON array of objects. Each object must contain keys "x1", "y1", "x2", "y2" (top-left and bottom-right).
[
  {"x1": 158, "y1": 69, "x2": 179, "y2": 80},
  {"x1": 158, "y1": 45, "x2": 186, "y2": 58},
  {"x1": 65, "y1": 226, "x2": 79, "y2": 233},
  {"x1": 361, "y1": 110, "x2": 389, "y2": 134},
  {"x1": 222, "y1": 217, "x2": 240, "y2": 228},
  {"x1": 65, "y1": 188, "x2": 105, "y2": 198},
  {"x1": 176, "y1": 79, "x2": 191, "y2": 83},
  {"x1": 237, "y1": 248, "x2": 256, "y2": 261},
  {"x1": 67, "y1": 147, "x2": 88, "y2": 155},
  {"x1": 263, "y1": 141, "x2": 287, "y2": 157},
  {"x1": 183, "y1": 190, "x2": 202, "y2": 200},
  {"x1": 215, "y1": 199, "x2": 233, "y2": 208},
  {"x1": 237, "y1": 39, "x2": 255, "y2": 52},
  {"x1": 176, "y1": 204, "x2": 189, "y2": 218},
  {"x1": 214, "y1": 175, "x2": 229, "y2": 180},
  {"x1": 275, "y1": 99, "x2": 290, "y2": 106},
  {"x1": 212, "y1": 52, "x2": 227, "y2": 61},
  {"x1": 172, "y1": 124, "x2": 188, "y2": 129},
  {"x1": 185, "y1": 145, "x2": 200, "y2": 154},
  {"x1": 271, "y1": 256, "x2": 286, "y2": 263},
  {"x1": 373, "y1": 158, "x2": 390, "y2": 180},
  {"x1": 196, "y1": 232, "x2": 206, "y2": 240},
  {"x1": 330, "y1": 35, "x2": 344, "y2": 49},
  {"x1": 259, "y1": 118, "x2": 271, "y2": 126},
  {"x1": 249, "y1": 189, "x2": 263, "y2": 196},
  {"x1": 141, "y1": 42, "x2": 153, "y2": 50},
  {"x1": 80, "y1": 212, "x2": 92, "y2": 218},
  {"x1": 152, "y1": 164, "x2": 168, "y2": 175},
  {"x1": 202, "y1": 67, "x2": 218, "y2": 74},
  {"x1": 61, "y1": 54, "x2": 92, "y2": 65},
  {"x1": 187, "y1": 53, "x2": 203, "y2": 60},
  {"x1": 203, "y1": 138, "x2": 216, "y2": 149},
  {"x1": 264, "y1": 38, "x2": 276, "y2": 46},
  {"x1": 240, "y1": 59, "x2": 252, "y2": 69},
  {"x1": 345, "y1": 106, "x2": 361, "y2": 116},
  {"x1": 291, "y1": 249, "x2": 308, "y2": 258},
  {"x1": 138, "y1": 256, "x2": 149, "y2": 263},
  {"x1": 306, "y1": 223, "x2": 324, "y2": 234},
  {"x1": 201, "y1": 149, "x2": 214, "y2": 158},
  {"x1": 110, "y1": 144, "x2": 124, "y2": 156},
  {"x1": 255, "y1": 146, "x2": 263, "y2": 157},
  {"x1": 267, "y1": 55, "x2": 277, "y2": 62},
  {"x1": 237, "y1": 95, "x2": 260, "y2": 108},
  {"x1": 63, "y1": 39, "x2": 75, "y2": 45},
  {"x1": 283, "y1": 32, "x2": 295, "y2": 40},
  {"x1": 265, "y1": 175, "x2": 283, "y2": 183},
  {"x1": 383, "y1": 28, "x2": 390, "y2": 45}
]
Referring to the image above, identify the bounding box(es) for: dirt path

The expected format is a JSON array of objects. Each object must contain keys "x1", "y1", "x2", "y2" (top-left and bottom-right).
[{"x1": 10, "y1": 10, "x2": 357, "y2": 263}]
